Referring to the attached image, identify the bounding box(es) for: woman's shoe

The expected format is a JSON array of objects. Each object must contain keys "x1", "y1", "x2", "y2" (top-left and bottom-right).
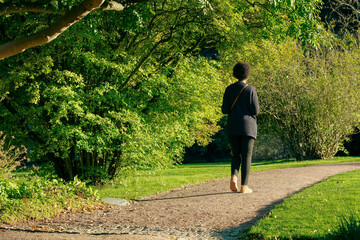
[
  {"x1": 240, "y1": 185, "x2": 253, "y2": 193},
  {"x1": 230, "y1": 175, "x2": 239, "y2": 192}
]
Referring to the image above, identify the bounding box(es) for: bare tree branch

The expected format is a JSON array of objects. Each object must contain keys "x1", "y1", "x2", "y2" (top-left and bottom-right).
[
  {"x1": 0, "y1": 1, "x2": 127, "y2": 16},
  {"x1": 98, "y1": 1, "x2": 124, "y2": 11}
]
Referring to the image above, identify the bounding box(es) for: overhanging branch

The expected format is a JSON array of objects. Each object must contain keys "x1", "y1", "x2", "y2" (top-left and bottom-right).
[
  {"x1": 0, "y1": 0, "x2": 105, "y2": 60},
  {"x1": 0, "y1": 0, "x2": 152, "y2": 60},
  {"x1": 98, "y1": 1, "x2": 125, "y2": 11},
  {"x1": 0, "y1": 3, "x2": 63, "y2": 15},
  {"x1": 0, "y1": 1, "x2": 126, "y2": 16}
]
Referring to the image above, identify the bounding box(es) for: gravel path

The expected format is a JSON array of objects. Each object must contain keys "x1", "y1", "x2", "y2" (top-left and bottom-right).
[{"x1": 1, "y1": 162, "x2": 360, "y2": 240}]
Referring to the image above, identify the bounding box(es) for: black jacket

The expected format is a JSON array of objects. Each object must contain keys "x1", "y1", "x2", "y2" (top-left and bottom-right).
[{"x1": 221, "y1": 81, "x2": 260, "y2": 138}]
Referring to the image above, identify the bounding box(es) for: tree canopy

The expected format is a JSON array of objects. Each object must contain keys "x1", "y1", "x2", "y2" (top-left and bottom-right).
[{"x1": 1, "y1": 0, "x2": 325, "y2": 60}]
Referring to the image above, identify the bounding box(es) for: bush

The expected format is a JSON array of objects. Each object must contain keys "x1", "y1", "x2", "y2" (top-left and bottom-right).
[
  {"x1": 237, "y1": 35, "x2": 360, "y2": 160},
  {"x1": 0, "y1": 54, "x2": 225, "y2": 183},
  {"x1": 0, "y1": 173, "x2": 103, "y2": 223}
]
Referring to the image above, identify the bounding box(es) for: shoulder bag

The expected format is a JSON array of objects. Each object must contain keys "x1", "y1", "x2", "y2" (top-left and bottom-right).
[{"x1": 230, "y1": 84, "x2": 248, "y2": 111}]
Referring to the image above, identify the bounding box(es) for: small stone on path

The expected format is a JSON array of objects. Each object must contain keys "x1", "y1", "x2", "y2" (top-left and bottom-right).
[{"x1": 101, "y1": 198, "x2": 130, "y2": 206}]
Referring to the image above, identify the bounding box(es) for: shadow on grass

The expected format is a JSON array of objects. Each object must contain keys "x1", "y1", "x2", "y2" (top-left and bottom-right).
[{"x1": 252, "y1": 158, "x2": 295, "y2": 166}]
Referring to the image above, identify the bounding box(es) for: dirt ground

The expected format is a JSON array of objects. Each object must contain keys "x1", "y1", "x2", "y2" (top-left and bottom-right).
[{"x1": 1, "y1": 162, "x2": 360, "y2": 240}]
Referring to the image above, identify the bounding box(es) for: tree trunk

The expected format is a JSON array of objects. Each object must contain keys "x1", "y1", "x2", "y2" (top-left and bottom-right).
[
  {"x1": 64, "y1": 157, "x2": 74, "y2": 180},
  {"x1": 49, "y1": 153, "x2": 68, "y2": 180}
]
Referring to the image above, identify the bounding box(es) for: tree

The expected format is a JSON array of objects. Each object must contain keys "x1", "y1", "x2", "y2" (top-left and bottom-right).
[{"x1": 0, "y1": 0, "x2": 150, "y2": 60}]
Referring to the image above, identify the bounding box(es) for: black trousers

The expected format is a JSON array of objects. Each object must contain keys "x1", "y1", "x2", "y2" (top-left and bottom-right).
[{"x1": 229, "y1": 135, "x2": 255, "y2": 185}]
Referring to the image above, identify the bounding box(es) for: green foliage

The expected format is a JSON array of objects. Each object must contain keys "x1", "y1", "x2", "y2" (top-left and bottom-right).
[
  {"x1": 266, "y1": 0, "x2": 326, "y2": 48},
  {"x1": 0, "y1": 172, "x2": 102, "y2": 223},
  {"x1": 236, "y1": 35, "x2": 360, "y2": 160}
]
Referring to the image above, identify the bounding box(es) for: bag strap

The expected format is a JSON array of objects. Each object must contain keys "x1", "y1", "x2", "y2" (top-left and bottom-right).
[{"x1": 230, "y1": 84, "x2": 248, "y2": 111}]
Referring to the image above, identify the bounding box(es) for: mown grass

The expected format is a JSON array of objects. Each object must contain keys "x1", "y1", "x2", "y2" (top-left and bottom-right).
[
  {"x1": 97, "y1": 156, "x2": 360, "y2": 200},
  {"x1": 246, "y1": 168, "x2": 360, "y2": 240}
]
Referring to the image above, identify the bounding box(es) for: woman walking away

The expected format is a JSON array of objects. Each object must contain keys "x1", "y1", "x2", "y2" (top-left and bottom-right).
[{"x1": 221, "y1": 62, "x2": 260, "y2": 193}]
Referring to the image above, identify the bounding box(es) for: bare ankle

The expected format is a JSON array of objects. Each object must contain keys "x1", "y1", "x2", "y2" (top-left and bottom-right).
[
  {"x1": 240, "y1": 185, "x2": 252, "y2": 193},
  {"x1": 230, "y1": 175, "x2": 239, "y2": 192}
]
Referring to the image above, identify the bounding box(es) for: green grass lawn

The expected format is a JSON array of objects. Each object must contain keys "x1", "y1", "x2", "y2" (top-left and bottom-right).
[
  {"x1": 246, "y1": 168, "x2": 360, "y2": 240},
  {"x1": 97, "y1": 156, "x2": 360, "y2": 200}
]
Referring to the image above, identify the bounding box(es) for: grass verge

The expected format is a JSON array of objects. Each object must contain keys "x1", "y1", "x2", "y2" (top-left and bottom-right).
[
  {"x1": 97, "y1": 156, "x2": 360, "y2": 200},
  {"x1": 246, "y1": 168, "x2": 360, "y2": 239}
]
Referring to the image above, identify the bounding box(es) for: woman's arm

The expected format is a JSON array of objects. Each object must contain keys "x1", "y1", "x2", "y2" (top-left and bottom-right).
[
  {"x1": 221, "y1": 87, "x2": 231, "y2": 114},
  {"x1": 249, "y1": 88, "x2": 260, "y2": 116}
]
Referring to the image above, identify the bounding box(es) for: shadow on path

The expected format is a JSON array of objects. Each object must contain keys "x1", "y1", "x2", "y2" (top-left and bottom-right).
[{"x1": 138, "y1": 191, "x2": 234, "y2": 202}]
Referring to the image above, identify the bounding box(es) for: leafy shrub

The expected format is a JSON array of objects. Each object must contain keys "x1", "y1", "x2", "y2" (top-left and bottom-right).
[
  {"x1": 0, "y1": 131, "x2": 26, "y2": 179},
  {"x1": 0, "y1": 51, "x2": 226, "y2": 183},
  {"x1": 237, "y1": 35, "x2": 360, "y2": 160},
  {"x1": 0, "y1": 173, "x2": 103, "y2": 223}
]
